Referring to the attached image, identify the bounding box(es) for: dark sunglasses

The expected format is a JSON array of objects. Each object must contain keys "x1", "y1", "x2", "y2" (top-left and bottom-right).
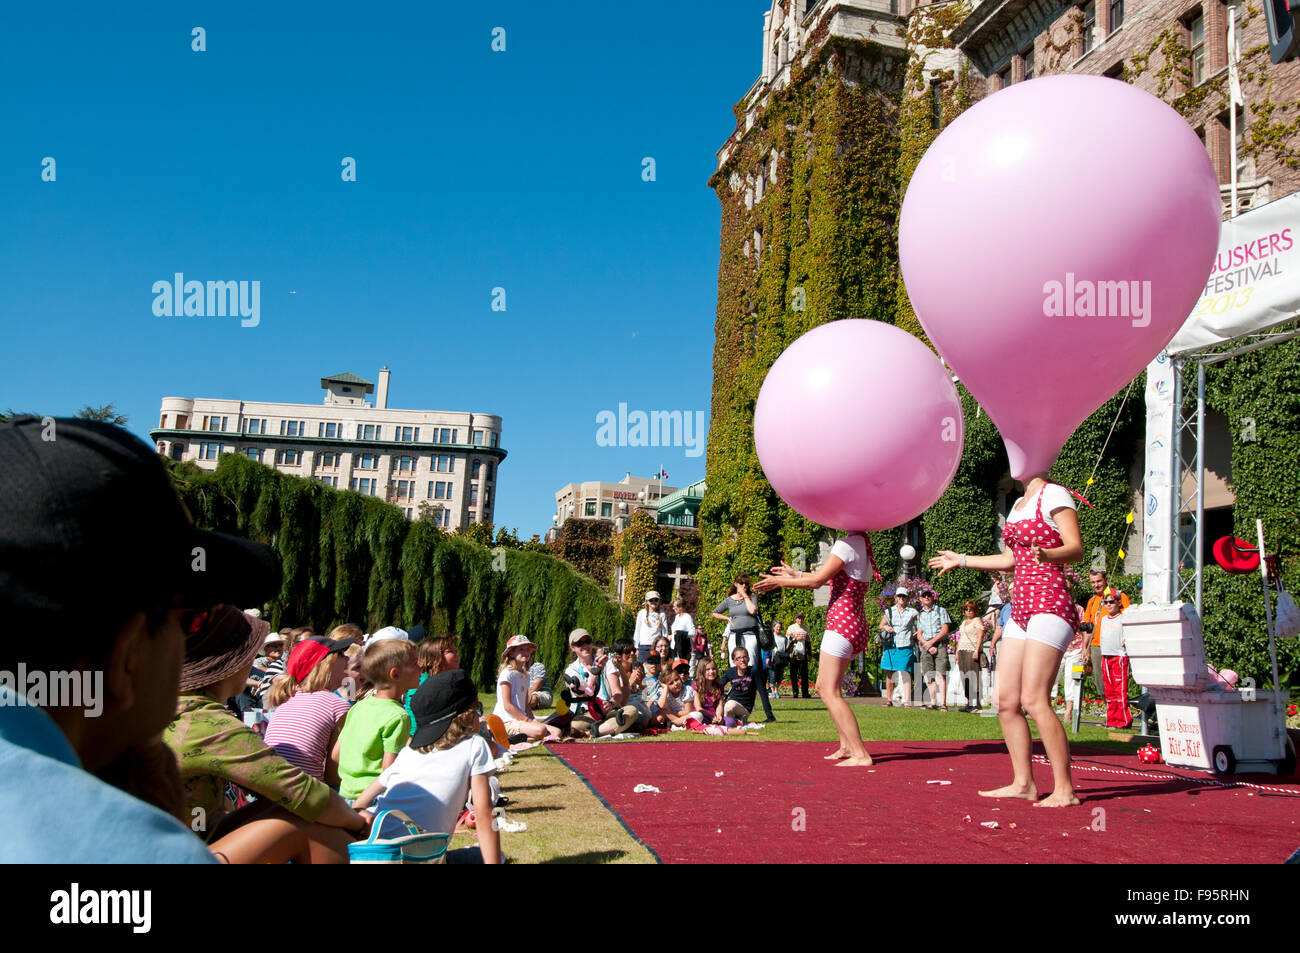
[
  {"x1": 1103, "y1": 599, "x2": 1119, "y2": 605},
  {"x1": 574, "y1": 638, "x2": 592, "y2": 647}
]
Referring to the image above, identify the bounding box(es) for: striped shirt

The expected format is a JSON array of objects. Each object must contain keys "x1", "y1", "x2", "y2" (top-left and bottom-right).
[{"x1": 264, "y1": 691, "x2": 351, "y2": 781}]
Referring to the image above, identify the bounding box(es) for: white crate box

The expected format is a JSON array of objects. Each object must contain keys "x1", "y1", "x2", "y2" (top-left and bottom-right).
[{"x1": 1122, "y1": 602, "x2": 1206, "y2": 689}]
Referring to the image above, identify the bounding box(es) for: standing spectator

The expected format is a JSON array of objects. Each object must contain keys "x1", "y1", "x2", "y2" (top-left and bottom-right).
[
  {"x1": 690, "y1": 625, "x2": 709, "y2": 679},
  {"x1": 879, "y1": 588, "x2": 919, "y2": 708},
  {"x1": 634, "y1": 591, "x2": 668, "y2": 664},
  {"x1": 1059, "y1": 617, "x2": 1088, "y2": 727},
  {"x1": 955, "y1": 601, "x2": 986, "y2": 712},
  {"x1": 1098, "y1": 590, "x2": 1132, "y2": 729},
  {"x1": 768, "y1": 621, "x2": 789, "y2": 698},
  {"x1": 1083, "y1": 570, "x2": 1129, "y2": 699},
  {"x1": 715, "y1": 576, "x2": 776, "y2": 722},
  {"x1": 670, "y1": 597, "x2": 694, "y2": 663},
  {"x1": 0, "y1": 416, "x2": 282, "y2": 863},
  {"x1": 916, "y1": 591, "x2": 952, "y2": 711},
  {"x1": 786, "y1": 612, "x2": 812, "y2": 699},
  {"x1": 527, "y1": 650, "x2": 552, "y2": 711},
  {"x1": 755, "y1": 532, "x2": 882, "y2": 766}
]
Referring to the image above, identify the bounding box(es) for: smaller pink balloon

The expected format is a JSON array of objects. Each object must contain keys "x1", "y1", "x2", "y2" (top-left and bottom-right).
[{"x1": 755, "y1": 320, "x2": 964, "y2": 531}]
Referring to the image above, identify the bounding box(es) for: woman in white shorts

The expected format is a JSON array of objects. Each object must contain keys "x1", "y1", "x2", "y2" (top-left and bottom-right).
[
  {"x1": 756, "y1": 532, "x2": 880, "y2": 767},
  {"x1": 930, "y1": 476, "x2": 1083, "y2": 807}
]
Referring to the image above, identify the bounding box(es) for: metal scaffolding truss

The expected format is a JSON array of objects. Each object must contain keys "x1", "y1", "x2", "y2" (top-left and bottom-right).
[{"x1": 1170, "y1": 324, "x2": 1300, "y2": 616}]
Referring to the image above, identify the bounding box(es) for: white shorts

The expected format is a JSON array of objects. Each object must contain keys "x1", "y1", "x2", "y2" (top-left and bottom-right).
[
  {"x1": 820, "y1": 630, "x2": 857, "y2": 660},
  {"x1": 1000, "y1": 615, "x2": 1074, "y2": 653}
]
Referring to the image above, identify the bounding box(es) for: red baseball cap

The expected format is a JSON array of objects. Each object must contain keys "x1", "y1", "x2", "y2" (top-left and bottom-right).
[
  {"x1": 286, "y1": 635, "x2": 352, "y2": 681},
  {"x1": 1212, "y1": 536, "x2": 1260, "y2": 574}
]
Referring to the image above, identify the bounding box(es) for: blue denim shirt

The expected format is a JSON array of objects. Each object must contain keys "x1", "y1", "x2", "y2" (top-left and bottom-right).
[{"x1": 0, "y1": 686, "x2": 216, "y2": 863}]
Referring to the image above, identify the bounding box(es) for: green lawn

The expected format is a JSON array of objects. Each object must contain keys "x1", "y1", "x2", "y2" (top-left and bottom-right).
[{"x1": 480, "y1": 693, "x2": 1138, "y2": 751}]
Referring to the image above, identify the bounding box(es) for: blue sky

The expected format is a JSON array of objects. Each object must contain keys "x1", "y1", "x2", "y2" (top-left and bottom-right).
[{"x1": 0, "y1": 2, "x2": 770, "y2": 537}]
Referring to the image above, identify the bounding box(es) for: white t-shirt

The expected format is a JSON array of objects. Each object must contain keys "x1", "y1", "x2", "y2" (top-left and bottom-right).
[
  {"x1": 1006, "y1": 484, "x2": 1077, "y2": 534},
  {"x1": 371, "y1": 735, "x2": 495, "y2": 836},
  {"x1": 1099, "y1": 614, "x2": 1126, "y2": 656},
  {"x1": 634, "y1": 608, "x2": 667, "y2": 648},
  {"x1": 493, "y1": 667, "x2": 530, "y2": 720},
  {"x1": 787, "y1": 623, "x2": 809, "y2": 657},
  {"x1": 670, "y1": 612, "x2": 694, "y2": 635},
  {"x1": 830, "y1": 536, "x2": 871, "y2": 582},
  {"x1": 662, "y1": 683, "x2": 695, "y2": 714}
]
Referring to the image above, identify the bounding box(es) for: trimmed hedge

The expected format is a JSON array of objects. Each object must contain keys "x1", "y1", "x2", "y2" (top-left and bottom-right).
[{"x1": 166, "y1": 455, "x2": 634, "y2": 688}]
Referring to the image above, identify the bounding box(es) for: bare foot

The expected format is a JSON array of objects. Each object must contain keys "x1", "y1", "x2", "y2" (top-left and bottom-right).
[
  {"x1": 1034, "y1": 790, "x2": 1081, "y2": 807},
  {"x1": 978, "y1": 782, "x2": 1038, "y2": 800},
  {"x1": 835, "y1": 754, "x2": 875, "y2": 767},
  {"x1": 824, "y1": 748, "x2": 848, "y2": 760}
]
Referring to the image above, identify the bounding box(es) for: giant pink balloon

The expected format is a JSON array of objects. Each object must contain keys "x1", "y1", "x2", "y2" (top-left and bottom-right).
[
  {"x1": 899, "y1": 75, "x2": 1221, "y2": 479},
  {"x1": 755, "y1": 320, "x2": 964, "y2": 530}
]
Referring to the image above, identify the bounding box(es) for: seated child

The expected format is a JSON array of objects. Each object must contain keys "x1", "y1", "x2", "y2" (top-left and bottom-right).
[
  {"x1": 657, "y1": 669, "x2": 702, "y2": 728},
  {"x1": 336, "y1": 639, "x2": 421, "y2": 802},
  {"x1": 354, "y1": 670, "x2": 502, "y2": 864},
  {"x1": 493, "y1": 635, "x2": 562, "y2": 742},
  {"x1": 719, "y1": 647, "x2": 760, "y2": 725}
]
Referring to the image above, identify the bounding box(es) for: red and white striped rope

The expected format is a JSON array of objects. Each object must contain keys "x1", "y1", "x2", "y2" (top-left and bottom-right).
[{"x1": 1032, "y1": 755, "x2": 1300, "y2": 797}]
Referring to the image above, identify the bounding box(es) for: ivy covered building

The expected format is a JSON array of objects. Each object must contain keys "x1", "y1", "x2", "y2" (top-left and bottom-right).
[{"x1": 699, "y1": 0, "x2": 1299, "y2": 685}]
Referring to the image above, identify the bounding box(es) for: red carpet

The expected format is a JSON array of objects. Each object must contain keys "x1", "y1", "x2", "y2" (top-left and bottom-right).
[{"x1": 549, "y1": 739, "x2": 1300, "y2": 864}]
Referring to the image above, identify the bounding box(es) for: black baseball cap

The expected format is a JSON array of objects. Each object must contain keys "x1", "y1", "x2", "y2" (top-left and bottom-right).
[
  {"x1": 410, "y1": 669, "x2": 479, "y2": 749},
  {"x1": 0, "y1": 416, "x2": 280, "y2": 619}
]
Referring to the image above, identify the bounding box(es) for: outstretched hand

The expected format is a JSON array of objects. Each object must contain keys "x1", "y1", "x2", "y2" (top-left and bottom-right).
[
  {"x1": 752, "y1": 574, "x2": 781, "y2": 593},
  {"x1": 929, "y1": 550, "x2": 960, "y2": 576}
]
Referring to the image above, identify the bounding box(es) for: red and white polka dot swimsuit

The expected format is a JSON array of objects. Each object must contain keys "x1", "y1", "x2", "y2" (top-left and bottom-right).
[
  {"x1": 1002, "y1": 486, "x2": 1076, "y2": 630},
  {"x1": 825, "y1": 535, "x2": 881, "y2": 654}
]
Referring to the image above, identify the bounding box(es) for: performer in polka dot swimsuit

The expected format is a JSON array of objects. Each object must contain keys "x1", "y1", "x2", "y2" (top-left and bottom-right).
[
  {"x1": 930, "y1": 475, "x2": 1084, "y2": 807},
  {"x1": 756, "y1": 532, "x2": 880, "y2": 767}
]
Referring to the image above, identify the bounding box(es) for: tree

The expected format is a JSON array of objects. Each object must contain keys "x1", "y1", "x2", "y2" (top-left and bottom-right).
[{"x1": 75, "y1": 404, "x2": 128, "y2": 425}]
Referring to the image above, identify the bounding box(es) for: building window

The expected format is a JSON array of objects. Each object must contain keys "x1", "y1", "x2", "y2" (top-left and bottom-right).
[
  {"x1": 279, "y1": 420, "x2": 304, "y2": 437},
  {"x1": 1081, "y1": 1, "x2": 1096, "y2": 54},
  {"x1": 1108, "y1": 0, "x2": 1124, "y2": 32},
  {"x1": 200, "y1": 442, "x2": 220, "y2": 460},
  {"x1": 490, "y1": 432, "x2": 498, "y2": 448},
  {"x1": 472, "y1": 460, "x2": 481, "y2": 479},
  {"x1": 436, "y1": 428, "x2": 449, "y2": 443},
  {"x1": 206, "y1": 416, "x2": 228, "y2": 432},
  {"x1": 276, "y1": 449, "x2": 302, "y2": 466},
  {"x1": 317, "y1": 475, "x2": 338, "y2": 488},
  {"x1": 997, "y1": 66, "x2": 1011, "y2": 89},
  {"x1": 350, "y1": 477, "x2": 376, "y2": 496},
  {"x1": 397, "y1": 426, "x2": 418, "y2": 442},
  {"x1": 433, "y1": 455, "x2": 454, "y2": 473},
  {"x1": 483, "y1": 487, "x2": 491, "y2": 507},
  {"x1": 470, "y1": 484, "x2": 479, "y2": 505},
  {"x1": 317, "y1": 451, "x2": 340, "y2": 468},
  {"x1": 428, "y1": 481, "x2": 453, "y2": 500},
  {"x1": 395, "y1": 456, "x2": 416, "y2": 472},
  {"x1": 485, "y1": 462, "x2": 494, "y2": 481},
  {"x1": 472, "y1": 430, "x2": 484, "y2": 445},
  {"x1": 243, "y1": 418, "x2": 265, "y2": 435},
  {"x1": 357, "y1": 424, "x2": 382, "y2": 440},
  {"x1": 357, "y1": 453, "x2": 378, "y2": 469},
  {"x1": 242, "y1": 447, "x2": 262, "y2": 461},
  {"x1": 1104, "y1": 60, "x2": 1125, "y2": 79},
  {"x1": 1021, "y1": 46, "x2": 1034, "y2": 80},
  {"x1": 1187, "y1": 12, "x2": 1205, "y2": 85},
  {"x1": 392, "y1": 480, "x2": 414, "y2": 500},
  {"x1": 318, "y1": 422, "x2": 340, "y2": 438},
  {"x1": 601, "y1": 502, "x2": 612, "y2": 518},
  {"x1": 468, "y1": 511, "x2": 477, "y2": 523},
  {"x1": 584, "y1": 500, "x2": 597, "y2": 517}
]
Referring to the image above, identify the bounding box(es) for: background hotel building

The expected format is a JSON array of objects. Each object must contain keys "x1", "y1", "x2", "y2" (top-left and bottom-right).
[
  {"x1": 150, "y1": 368, "x2": 505, "y2": 529},
  {"x1": 552, "y1": 473, "x2": 678, "y2": 534}
]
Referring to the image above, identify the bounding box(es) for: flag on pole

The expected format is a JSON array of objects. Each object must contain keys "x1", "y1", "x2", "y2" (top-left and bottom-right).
[{"x1": 1228, "y1": 8, "x2": 1244, "y2": 106}]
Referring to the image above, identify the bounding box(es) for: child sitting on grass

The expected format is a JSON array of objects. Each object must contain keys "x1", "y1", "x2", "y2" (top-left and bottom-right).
[
  {"x1": 688, "y1": 657, "x2": 747, "y2": 735},
  {"x1": 719, "y1": 647, "x2": 760, "y2": 726},
  {"x1": 657, "y1": 669, "x2": 702, "y2": 728},
  {"x1": 336, "y1": 639, "x2": 421, "y2": 802},
  {"x1": 354, "y1": 670, "x2": 501, "y2": 864},
  {"x1": 493, "y1": 635, "x2": 562, "y2": 743}
]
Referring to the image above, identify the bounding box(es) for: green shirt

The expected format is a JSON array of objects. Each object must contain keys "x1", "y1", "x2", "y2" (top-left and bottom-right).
[
  {"x1": 165, "y1": 693, "x2": 331, "y2": 839},
  {"x1": 338, "y1": 695, "x2": 411, "y2": 799}
]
